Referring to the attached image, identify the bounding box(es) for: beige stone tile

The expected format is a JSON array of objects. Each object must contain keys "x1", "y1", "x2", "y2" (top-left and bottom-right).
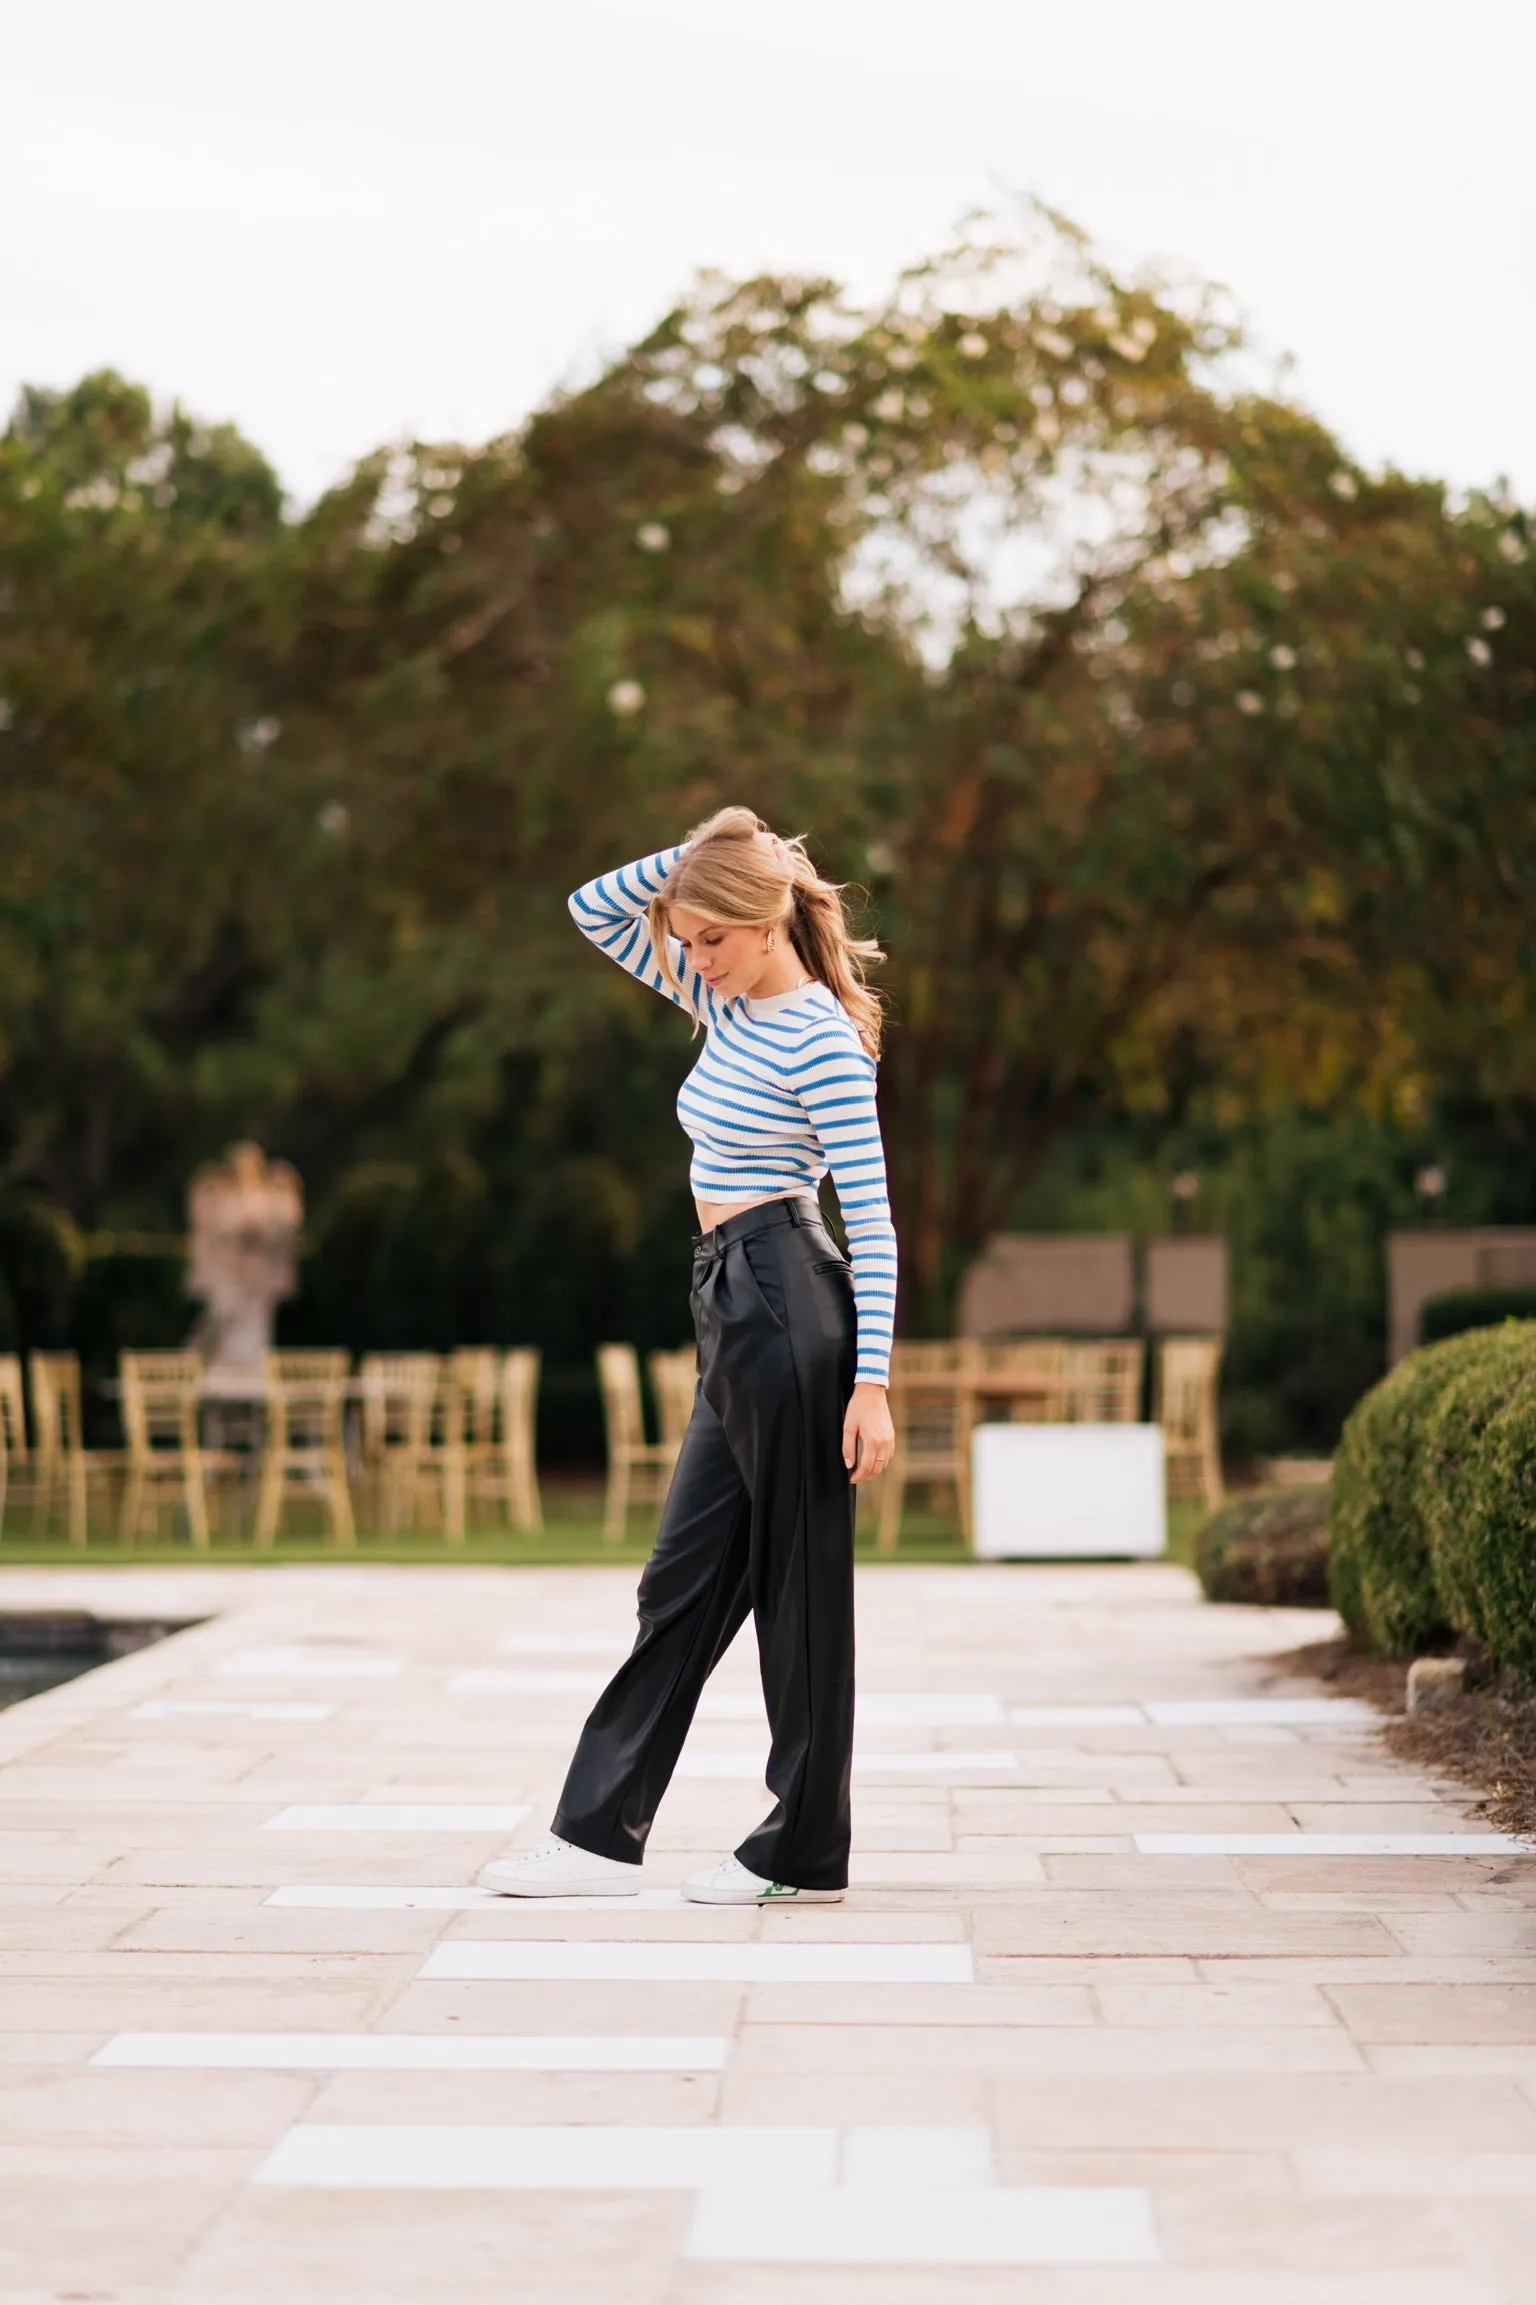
[
  {"x1": 378, "y1": 1979, "x2": 746, "y2": 2033},
  {"x1": 1198, "y1": 1955, "x2": 1536, "y2": 1987},
  {"x1": 848, "y1": 1851, "x2": 1047, "y2": 1886},
  {"x1": 755, "y1": 1908, "x2": 967, "y2": 1941},
  {"x1": 1295, "y1": 2148, "x2": 1536, "y2": 2195},
  {"x1": 992, "y1": 2072, "x2": 1536, "y2": 2153},
  {"x1": 717, "y1": 2067, "x2": 989, "y2": 2122},
  {"x1": 0, "y1": 1979, "x2": 390, "y2": 2031},
  {"x1": 443, "y1": 1905, "x2": 759, "y2": 1940},
  {"x1": 735, "y1": 2020, "x2": 1359, "y2": 2075},
  {"x1": 1327, "y1": 1983, "x2": 1536, "y2": 2043},
  {"x1": 663, "y1": 2266, "x2": 1506, "y2": 2304},
  {"x1": 0, "y1": 1905, "x2": 153, "y2": 1950},
  {"x1": 0, "y1": 2065, "x2": 316, "y2": 2143},
  {"x1": 1041, "y1": 1854, "x2": 1238, "y2": 1889},
  {"x1": 1371, "y1": 2044, "x2": 1536, "y2": 2075},
  {"x1": 1094, "y1": 1980, "x2": 1339, "y2": 2028},
  {"x1": 306, "y1": 2067, "x2": 721, "y2": 2124},
  {"x1": 1385, "y1": 1910, "x2": 1536, "y2": 1956},
  {"x1": 743, "y1": 1981, "x2": 1096, "y2": 2025},
  {"x1": 173, "y1": 2188, "x2": 687, "y2": 2302},
  {"x1": 1236, "y1": 1856, "x2": 1511, "y2": 1895},
  {"x1": 1154, "y1": 2187, "x2": 1483, "y2": 2273},
  {"x1": 0, "y1": 2145, "x2": 252, "y2": 2287},
  {"x1": 108, "y1": 1908, "x2": 457, "y2": 1956},
  {"x1": 977, "y1": 1909, "x2": 1398, "y2": 1960}
]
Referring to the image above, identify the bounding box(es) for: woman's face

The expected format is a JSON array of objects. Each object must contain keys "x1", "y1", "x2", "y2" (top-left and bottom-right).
[{"x1": 668, "y1": 904, "x2": 774, "y2": 999}]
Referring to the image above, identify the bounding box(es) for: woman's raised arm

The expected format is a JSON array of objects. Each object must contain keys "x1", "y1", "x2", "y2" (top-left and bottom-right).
[{"x1": 568, "y1": 845, "x2": 707, "y2": 1014}]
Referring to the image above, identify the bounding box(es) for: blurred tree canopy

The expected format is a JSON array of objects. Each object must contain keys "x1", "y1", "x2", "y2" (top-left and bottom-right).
[{"x1": 1, "y1": 209, "x2": 1531, "y2": 1452}]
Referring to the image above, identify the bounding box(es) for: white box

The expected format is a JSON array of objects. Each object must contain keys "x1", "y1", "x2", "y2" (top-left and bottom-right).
[{"x1": 971, "y1": 1424, "x2": 1166, "y2": 1559}]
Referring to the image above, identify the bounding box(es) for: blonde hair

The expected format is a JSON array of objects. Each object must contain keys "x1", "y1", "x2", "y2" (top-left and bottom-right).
[{"x1": 651, "y1": 806, "x2": 885, "y2": 1057}]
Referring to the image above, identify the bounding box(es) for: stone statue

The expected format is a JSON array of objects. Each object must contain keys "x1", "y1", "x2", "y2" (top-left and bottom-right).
[{"x1": 186, "y1": 1143, "x2": 303, "y2": 1393}]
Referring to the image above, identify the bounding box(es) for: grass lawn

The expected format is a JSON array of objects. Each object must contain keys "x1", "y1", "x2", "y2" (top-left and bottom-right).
[{"x1": 0, "y1": 1489, "x2": 1207, "y2": 1571}]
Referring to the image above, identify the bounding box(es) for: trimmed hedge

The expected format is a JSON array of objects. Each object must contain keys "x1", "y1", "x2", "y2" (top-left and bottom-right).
[
  {"x1": 1330, "y1": 1321, "x2": 1536, "y2": 1670},
  {"x1": 1420, "y1": 1287, "x2": 1536, "y2": 1346},
  {"x1": 1194, "y1": 1485, "x2": 1331, "y2": 1608},
  {"x1": 1422, "y1": 1343, "x2": 1536, "y2": 1681}
]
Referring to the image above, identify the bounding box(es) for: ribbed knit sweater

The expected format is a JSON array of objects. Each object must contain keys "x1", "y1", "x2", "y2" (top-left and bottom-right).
[{"x1": 569, "y1": 846, "x2": 898, "y2": 1384}]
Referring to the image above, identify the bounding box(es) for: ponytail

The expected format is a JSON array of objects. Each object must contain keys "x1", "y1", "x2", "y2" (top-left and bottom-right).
[{"x1": 651, "y1": 806, "x2": 886, "y2": 1058}]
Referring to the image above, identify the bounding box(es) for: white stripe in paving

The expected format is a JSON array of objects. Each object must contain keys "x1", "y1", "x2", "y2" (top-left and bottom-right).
[
  {"x1": 420, "y1": 1941, "x2": 975, "y2": 1984},
  {"x1": 262, "y1": 1805, "x2": 531, "y2": 1833},
  {"x1": 94, "y1": 2032, "x2": 729, "y2": 2072},
  {"x1": 857, "y1": 1694, "x2": 1007, "y2": 1727},
  {"x1": 1140, "y1": 1699, "x2": 1377, "y2": 1727},
  {"x1": 1011, "y1": 1705, "x2": 1146, "y2": 1727},
  {"x1": 1003, "y1": 1699, "x2": 1376, "y2": 1728},
  {"x1": 1135, "y1": 1832, "x2": 1528, "y2": 1857},
  {"x1": 265, "y1": 1884, "x2": 690, "y2": 1911},
  {"x1": 450, "y1": 1670, "x2": 600, "y2": 1696},
  {"x1": 684, "y1": 2185, "x2": 1158, "y2": 2266},
  {"x1": 675, "y1": 1750, "x2": 1019, "y2": 1779},
  {"x1": 251, "y1": 2120, "x2": 1156, "y2": 2264},
  {"x1": 497, "y1": 1633, "x2": 631, "y2": 1655},
  {"x1": 256, "y1": 2122, "x2": 837, "y2": 2191},
  {"x1": 131, "y1": 1701, "x2": 334, "y2": 1722},
  {"x1": 217, "y1": 1647, "x2": 402, "y2": 1680}
]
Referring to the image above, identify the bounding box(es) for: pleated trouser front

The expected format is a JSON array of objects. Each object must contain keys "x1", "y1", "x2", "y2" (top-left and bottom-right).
[{"x1": 552, "y1": 1192, "x2": 857, "y2": 1891}]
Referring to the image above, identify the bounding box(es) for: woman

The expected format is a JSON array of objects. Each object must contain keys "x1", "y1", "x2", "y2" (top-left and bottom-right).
[{"x1": 480, "y1": 806, "x2": 897, "y2": 1905}]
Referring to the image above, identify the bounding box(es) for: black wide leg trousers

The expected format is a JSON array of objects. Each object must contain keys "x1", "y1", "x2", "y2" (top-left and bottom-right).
[{"x1": 553, "y1": 1193, "x2": 858, "y2": 1891}]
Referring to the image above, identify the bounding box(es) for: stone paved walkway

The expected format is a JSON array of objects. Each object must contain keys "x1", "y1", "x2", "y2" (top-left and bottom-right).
[{"x1": 1, "y1": 1559, "x2": 1533, "y2": 2303}]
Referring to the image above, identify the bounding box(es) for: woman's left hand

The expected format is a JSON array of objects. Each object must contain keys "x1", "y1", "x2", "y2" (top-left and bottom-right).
[{"x1": 843, "y1": 1380, "x2": 895, "y2": 1485}]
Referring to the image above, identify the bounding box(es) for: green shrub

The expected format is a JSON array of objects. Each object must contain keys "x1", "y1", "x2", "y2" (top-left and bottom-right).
[
  {"x1": 1420, "y1": 1288, "x2": 1536, "y2": 1345},
  {"x1": 1328, "y1": 1326, "x2": 1533, "y2": 1656},
  {"x1": 1194, "y1": 1485, "x2": 1332, "y2": 1607},
  {"x1": 1422, "y1": 1333, "x2": 1536, "y2": 1679}
]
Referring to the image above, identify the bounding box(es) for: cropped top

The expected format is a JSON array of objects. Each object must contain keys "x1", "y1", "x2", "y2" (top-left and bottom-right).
[{"x1": 569, "y1": 846, "x2": 898, "y2": 1384}]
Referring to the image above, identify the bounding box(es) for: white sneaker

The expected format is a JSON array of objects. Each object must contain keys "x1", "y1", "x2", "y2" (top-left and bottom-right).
[
  {"x1": 478, "y1": 1836, "x2": 640, "y2": 1898},
  {"x1": 682, "y1": 1854, "x2": 845, "y2": 1906}
]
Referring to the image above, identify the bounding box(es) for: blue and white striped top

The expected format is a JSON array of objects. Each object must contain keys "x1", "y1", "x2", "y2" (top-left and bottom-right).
[{"x1": 569, "y1": 846, "x2": 898, "y2": 1384}]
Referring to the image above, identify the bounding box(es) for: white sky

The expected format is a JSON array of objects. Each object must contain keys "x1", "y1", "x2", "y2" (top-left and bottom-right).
[{"x1": 4, "y1": 0, "x2": 1533, "y2": 505}]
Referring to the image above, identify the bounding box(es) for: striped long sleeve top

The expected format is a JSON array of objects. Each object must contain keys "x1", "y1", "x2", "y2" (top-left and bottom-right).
[{"x1": 569, "y1": 846, "x2": 898, "y2": 1384}]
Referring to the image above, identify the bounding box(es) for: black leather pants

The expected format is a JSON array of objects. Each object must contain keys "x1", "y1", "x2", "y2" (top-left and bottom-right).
[{"x1": 552, "y1": 1193, "x2": 857, "y2": 1891}]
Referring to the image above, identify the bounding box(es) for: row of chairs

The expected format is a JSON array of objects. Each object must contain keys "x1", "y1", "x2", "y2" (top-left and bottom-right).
[
  {"x1": 873, "y1": 1336, "x2": 1223, "y2": 1546},
  {"x1": 0, "y1": 1347, "x2": 542, "y2": 1547}
]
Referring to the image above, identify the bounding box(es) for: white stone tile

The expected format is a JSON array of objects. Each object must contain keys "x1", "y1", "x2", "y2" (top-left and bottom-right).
[
  {"x1": 695, "y1": 1692, "x2": 770, "y2": 1723},
  {"x1": 497, "y1": 1633, "x2": 631, "y2": 1655},
  {"x1": 858, "y1": 1695, "x2": 1007, "y2": 1727},
  {"x1": 1011, "y1": 1706, "x2": 1147, "y2": 1727},
  {"x1": 262, "y1": 1805, "x2": 532, "y2": 1833},
  {"x1": 675, "y1": 1750, "x2": 1019, "y2": 1780},
  {"x1": 449, "y1": 1670, "x2": 600, "y2": 1695},
  {"x1": 93, "y1": 2031, "x2": 730, "y2": 2071},
  {"x1": 1140, "y1": 1699, "x2": 1377, "y2": 1726},
  {"x1": 254, "y1": 2121, "x2": 836, "y2": 2191},
  {"x1": 216, "y1": 1647, "x2": 402, "y2": 1680},
  {"x1": 420, "y1": 1941, "x2": 975, "y2": 1984},
  {"x1": 842, "y1": 2125, "x2": 994, "y2": 2188},
  {"x1": 264, "y1": 1885, "x2": 688, "y2": 1911},
  {"x1": 1134, "y1": 1833, "x2": 1527, "y2": 1857},
  {"x1": 131, "y1": 1701, "x2": 334, "y2": 1722},
  {"x1": 684, "y1": 2184, "x2": 1159, "y2": 2265}
]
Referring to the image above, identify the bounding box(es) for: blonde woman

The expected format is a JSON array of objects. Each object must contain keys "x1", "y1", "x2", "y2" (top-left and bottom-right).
[{"x1": 480, "y1": 807, "x2": 897, "y2": 1904}]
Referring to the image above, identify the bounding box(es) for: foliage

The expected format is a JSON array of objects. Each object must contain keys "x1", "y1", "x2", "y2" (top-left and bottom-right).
[
  {"x1": 1420, "y1": 1334, "x2": 1536, "y2": 1678},
  {"x1": 1329, "y1": 1325, "x2": 1536, "y2": 1658},
  {"x1": 1419, "y1": 1288, "x2": 1536, "y2": 1345},
  {"x1": 1, "y1": 207, "x2": 1533, "y2": 1443},
  {"x1": 1193, "y1": 1484, "x2": 1332, "y2": 1607}
]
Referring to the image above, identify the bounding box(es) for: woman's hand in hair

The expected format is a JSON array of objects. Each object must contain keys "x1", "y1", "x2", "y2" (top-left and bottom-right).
[{"x1": 842, "y1": 1381, "x2": 895, "y2": 1485}]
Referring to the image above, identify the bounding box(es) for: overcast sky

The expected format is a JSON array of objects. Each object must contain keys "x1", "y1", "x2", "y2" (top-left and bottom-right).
[{"x1": 5, "y1": 0, "x2": 1533, "y2": 504}]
